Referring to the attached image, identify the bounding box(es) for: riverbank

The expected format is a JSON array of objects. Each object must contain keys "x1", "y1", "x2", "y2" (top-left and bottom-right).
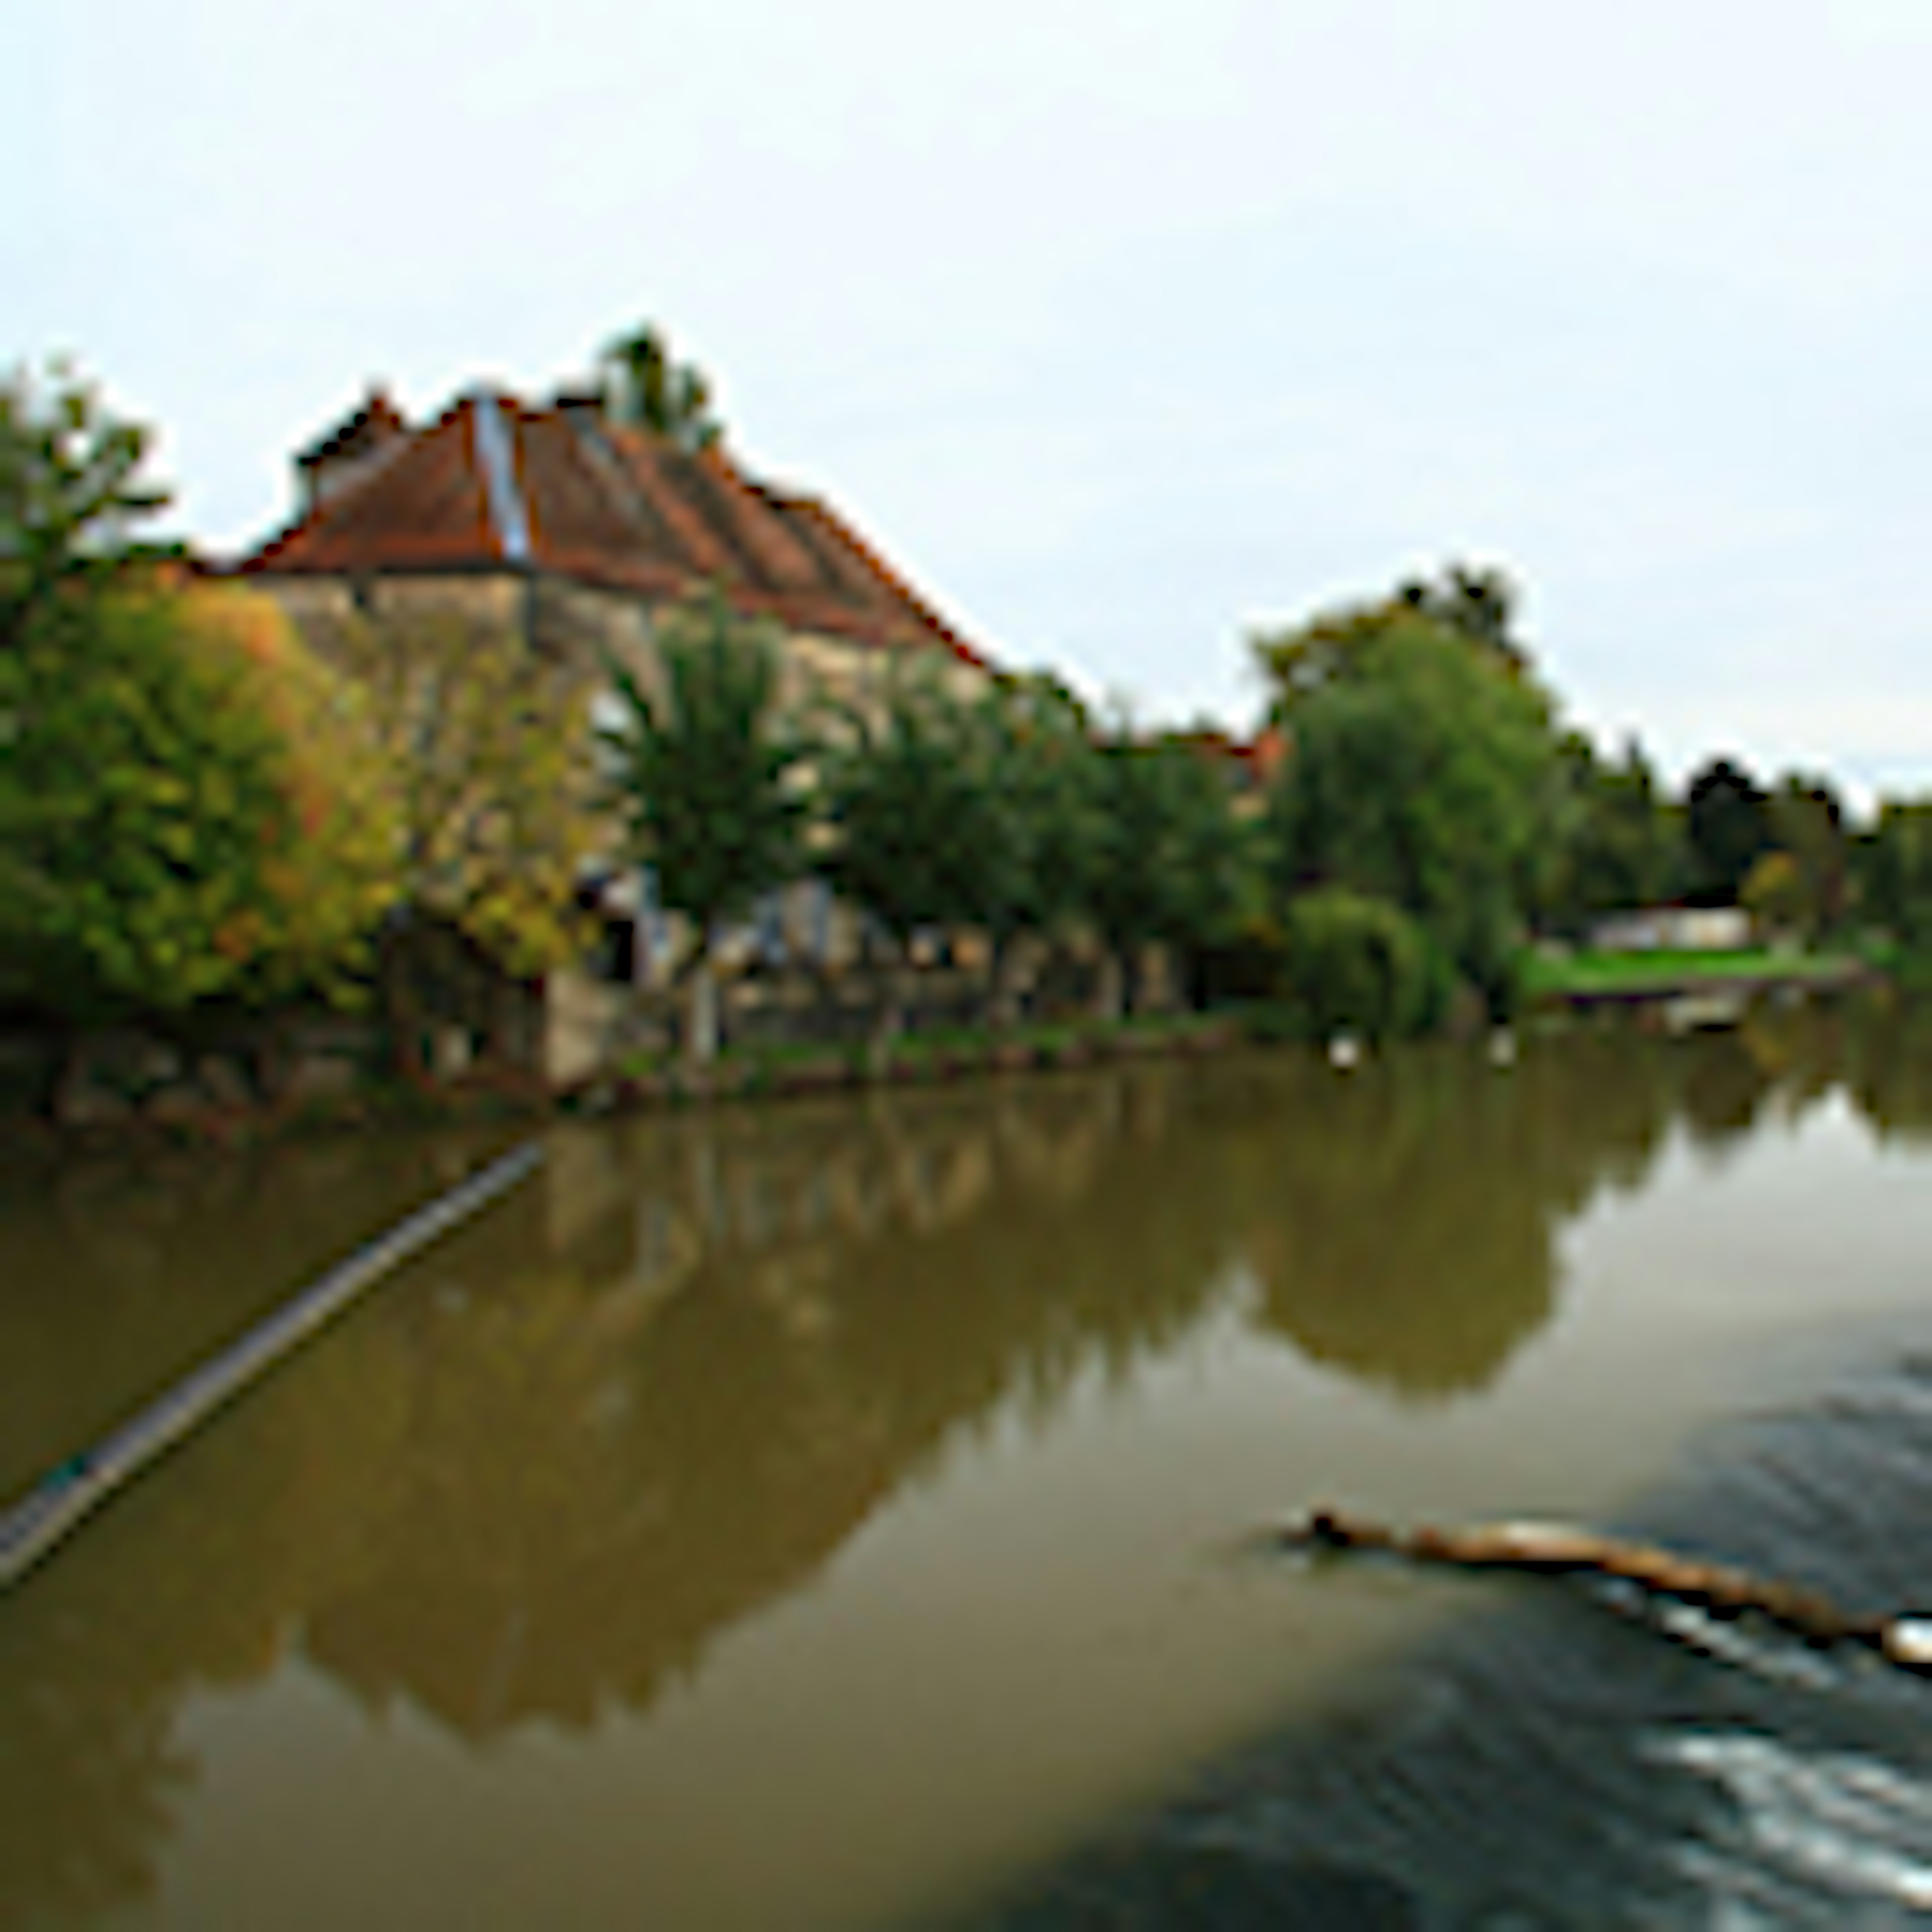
[{"x1": 0, "y1": 1009, "x2": 1248, "y2": 1166}]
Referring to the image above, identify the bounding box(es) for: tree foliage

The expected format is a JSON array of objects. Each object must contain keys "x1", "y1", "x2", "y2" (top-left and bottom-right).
[
  {"x1": 1859, "y1": 800, "x2": 1932, "y2": 950},
  {"x1": 1084, "y1": 729, "x2": 1243, "y2": 1013},
  {"x1": 1684, "y1": 757, "x2": 1773, "y2": 905},
  {"x1": 1763, "y1": 774, "x2": 1849, "y2": 938},
  {"x1": 601, "y1": 589, "x2": 807, "y2": 944},
  {"x1": 1263, "y1": 609, "x2": 1560, "y2": 1009},
  {"x1": 1252, "y1": 560, "x2": 1528, "y2": 713},
  {"x1": 320, "y1": 600, "x2": 601, "y2": 978},
  {"x1": 1, "y1": 358, "x2": 179, "y2": 654},
  {"x1": 976, "y1": 673, "x2": 1107, "y2": 950},
  {"x1": 599, "y1": 323, "x2": 722, "y2": 451},
  {"x1": 0, "y1": 583, "x2": 395, "y2": 1022},
  {"x1": 1540, "y1": 734, "x2": 1685, "y2": 934},
  {"x1": 1278, "y1": 887, "x2": 1446, "y2": 1043},
  {"x1": 816, "y1": 664, "x2": 1012, "y2": 947},
  {"x1": 599, "y1": 589, "x2": 809, "y2": 1060}
]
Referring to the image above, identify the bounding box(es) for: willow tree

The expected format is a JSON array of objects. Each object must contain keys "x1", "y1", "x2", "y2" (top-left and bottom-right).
[
  {"x1": 599, "y1": 589, "x2": 809, "y2": 1064},
  {"x1": 1261, "y1": 599, "x2": 1562, "y2": 1018}
]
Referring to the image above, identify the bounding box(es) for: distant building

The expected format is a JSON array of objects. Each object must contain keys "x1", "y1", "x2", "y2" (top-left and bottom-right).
[{"x1": 1587, "y1": 906, "x2": 1753, "y2": 952}]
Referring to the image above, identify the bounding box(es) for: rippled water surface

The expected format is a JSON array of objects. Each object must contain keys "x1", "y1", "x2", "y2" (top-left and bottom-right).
[{"x1": 7, "y1": 1000, "x2": 1932, "y2": 1929}]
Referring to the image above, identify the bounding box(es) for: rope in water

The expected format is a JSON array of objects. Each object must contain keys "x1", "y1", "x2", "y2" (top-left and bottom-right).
[
  {"x1": 1282, "y1": 1505, "x2": 1932, "y2": 1675},
  {"x1": 0, "y1": 1140, "x2": 544, "y2": 1592}
]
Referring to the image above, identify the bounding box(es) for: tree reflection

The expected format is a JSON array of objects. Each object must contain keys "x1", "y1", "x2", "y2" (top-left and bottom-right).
[
  {"x1": 2, "y1": 1007, "x2": 1916, "y2": 1921},
  {"x1": 1237, "y1": 1032, "x2": 1677, "y2": 1398},
  {"x1": 1845, "y1": 992, "x2": 1932, "y2": 1143}
]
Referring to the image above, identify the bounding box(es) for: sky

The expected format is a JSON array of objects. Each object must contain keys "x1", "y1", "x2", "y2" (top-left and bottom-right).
[{"x1": 11, "y1": 0, "x2": 1932, "y2": 805}]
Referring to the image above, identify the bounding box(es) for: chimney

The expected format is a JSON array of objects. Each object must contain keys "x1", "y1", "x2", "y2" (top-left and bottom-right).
[{"x1": 294, "y1": 385, "x2": 408, "y2": 511}]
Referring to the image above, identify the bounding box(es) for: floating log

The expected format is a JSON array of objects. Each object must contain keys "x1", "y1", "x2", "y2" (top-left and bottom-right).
[
  {"x1": 1283, "y1": 1505, "x2": 1932, "y2": 1674},
  {"x1": 0, "y1": 1140, "x2": 544, "y2": 1592}
]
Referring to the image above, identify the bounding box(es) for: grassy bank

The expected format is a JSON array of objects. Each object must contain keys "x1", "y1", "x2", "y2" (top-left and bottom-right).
[{"x1": 1522, "y1": 946, "x2": 1872, "y2": 1002}]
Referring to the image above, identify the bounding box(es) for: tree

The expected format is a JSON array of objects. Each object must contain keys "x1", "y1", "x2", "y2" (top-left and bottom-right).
[
  {"x1": 1392, "y1": 561, "x2": 1527, "y2": 667},
  {"x1": 599, "y1": 323, "x2": 722, "y2": 451},
  {"x1": 1684, "y1": 757, "x2": 1773, "y2": 905},
  {"x1": 1764, "y1": 773, "x2": 1850, "y2": 939},
  {"x1": 0, "y1": 583, "x2": 395, "y2": 1030},
  {"x1": 1539, "y1": 734, "x2": 1685, "y2": 935},
  {"x1": 1252, "y1": 559, "x2": 1528, "y2": 712},
  {"x1": 600, "y1": 588, "x2": 809, "y2": 1063},
  {"x1": 1278, "y1": 887, "x2": 1446, "y2": 1043},
  {"x1": 1, "y1": 357, "x2": 179, "y2": 653},
  {"x1": 974, "y1": 673, "x2": 1107, "y2": 1026},
  {"x1": 317, "y1": 600, "x2": 603, "y2": 1067},
  {"x1": 816, "y1": 664, "x2": 1014, "y2": 1057},
  {"x1": 1740, "y1": 848, "x2": 1808, "y2": 938},
  {"x1": 1858, "y1": 799, "x2": 1932, "y2": 951},
  {"x1": 1263, "y1": 610, "x2": 1561, "y2": 1015},
  {"x1": 1083, "y1": 729, "x2": 1244, "y2": 1021}
]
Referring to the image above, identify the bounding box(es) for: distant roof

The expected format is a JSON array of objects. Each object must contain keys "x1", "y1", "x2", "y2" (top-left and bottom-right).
[
  {"x1": 1176, "y1": 722, "x2": 1289, "y2": 785},
  {"x1": 236, "y1": 387, "x2": 990, "y2": 669}
]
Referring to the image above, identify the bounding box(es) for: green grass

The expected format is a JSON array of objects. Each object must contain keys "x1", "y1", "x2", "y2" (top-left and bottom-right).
[{"x1": 1522, "y1": 946, "x2": 1866, "y2": 999}]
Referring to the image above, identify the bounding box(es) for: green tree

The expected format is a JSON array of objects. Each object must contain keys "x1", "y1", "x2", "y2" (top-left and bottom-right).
[
  {"x1": 1084, "y1": 729, "x2": 1243, "y2": 1021},
  {"x1": 1740, "y1": 848, "x2": 1808, "y2": 938},
  {"x1": 1, "y1": 357, "x2": 178, "y2": 653},
  {"x1": 975, "y1": 673, "x2": 1107, "y2": 1026},
  {"x1": 817, "y1": 665, "x2": 1014, "y2": 1057},
  {"x1": 600, "y1": 589, "x2": 809, "y2": 1063},
  {"x1": 0, "y1": 585, "x2": 394, "y2": 1032},
  {"x1": 1858, "y1": 798, "x2": 1932, "y2": 951},
  {"x1": 1540, "y1": 734, "x2": 1684, "y2": 935},
  {"x1": 599, "y1": 322, "x2": 722, "y2": 451},
  {"x1": 1764, "y1": 773, "x2": 1850, "y2": 939},
  {"x1": 1278, "y1": 886, "x2": 1447, "y2": 1043},
  {"x1": 1263, "y1": 611, "x2": 1561, "y2": 1016},
  {"x1": 1392, "y1": 560, "x2": 1527, "y2": 666},
  {"x1": 1253, "y1": 559, "x2": 1529, "y2": 711},
  {"x1": 1684, "y1": 757, "x2": 1773, "y2": 905}
]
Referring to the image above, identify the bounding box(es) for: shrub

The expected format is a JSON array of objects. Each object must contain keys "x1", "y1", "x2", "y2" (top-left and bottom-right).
[{"x1": 1278, "y1": 888, "x2": 1447, "y2": 1043}]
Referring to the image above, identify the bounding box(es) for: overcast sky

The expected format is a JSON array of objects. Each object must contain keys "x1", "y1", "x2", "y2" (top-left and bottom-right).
[{"x1": 12, "y1": 0, "x2": 1932, "y2": 801}]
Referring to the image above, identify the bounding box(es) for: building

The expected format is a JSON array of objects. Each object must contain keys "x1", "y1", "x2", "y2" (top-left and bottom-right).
[
  {"x1": 229, "y1": 379, "x2": 1002, "y2": 1075},
  {"x1": 235, "y1": 381, "x2": 993, "y2": 712}
]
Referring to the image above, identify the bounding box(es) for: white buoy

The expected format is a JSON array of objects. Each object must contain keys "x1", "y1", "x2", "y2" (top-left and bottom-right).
[{"x1": 1327, "y1": 1033, "x2": 1361, "y2": 1071}]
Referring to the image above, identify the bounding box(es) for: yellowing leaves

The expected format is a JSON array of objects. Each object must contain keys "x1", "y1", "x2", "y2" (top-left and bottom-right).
[{"x1": 316, "y1": 602, "x2": 603, "y2": 978}]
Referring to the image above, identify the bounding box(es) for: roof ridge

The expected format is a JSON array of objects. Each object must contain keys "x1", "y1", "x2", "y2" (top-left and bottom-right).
[{"x1": 470, "y1": 391, "x2": 532, "y2": 566}]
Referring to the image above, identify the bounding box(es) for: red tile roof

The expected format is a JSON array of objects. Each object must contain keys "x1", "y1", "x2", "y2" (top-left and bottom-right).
[{"x1": 236, "y1": 389, "x2": 990, "y2": 669}]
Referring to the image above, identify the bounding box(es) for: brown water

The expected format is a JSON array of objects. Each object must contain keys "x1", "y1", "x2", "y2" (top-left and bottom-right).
[{"x1": 6, "y1": 1001, "x2": 1932, "y2": 1930}]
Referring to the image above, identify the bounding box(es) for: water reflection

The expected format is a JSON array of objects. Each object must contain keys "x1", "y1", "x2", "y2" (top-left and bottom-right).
[
  {"x1": 1236, "y1": 1032, "x2": 1675, "y2": 1397},
  {"x1": 2, "y1": 998, "x2": 1927, "y2": 1926}
]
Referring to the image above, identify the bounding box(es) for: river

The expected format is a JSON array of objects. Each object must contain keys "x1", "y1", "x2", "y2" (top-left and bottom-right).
[{"x1": 5, "y1": 997, "x2": 1932, "y2": 1928}]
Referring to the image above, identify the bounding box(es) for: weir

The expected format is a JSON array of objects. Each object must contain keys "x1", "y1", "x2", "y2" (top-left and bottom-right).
[{"x1": 0, "y1": 1139, "x2": 544, "y2": 1591}]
